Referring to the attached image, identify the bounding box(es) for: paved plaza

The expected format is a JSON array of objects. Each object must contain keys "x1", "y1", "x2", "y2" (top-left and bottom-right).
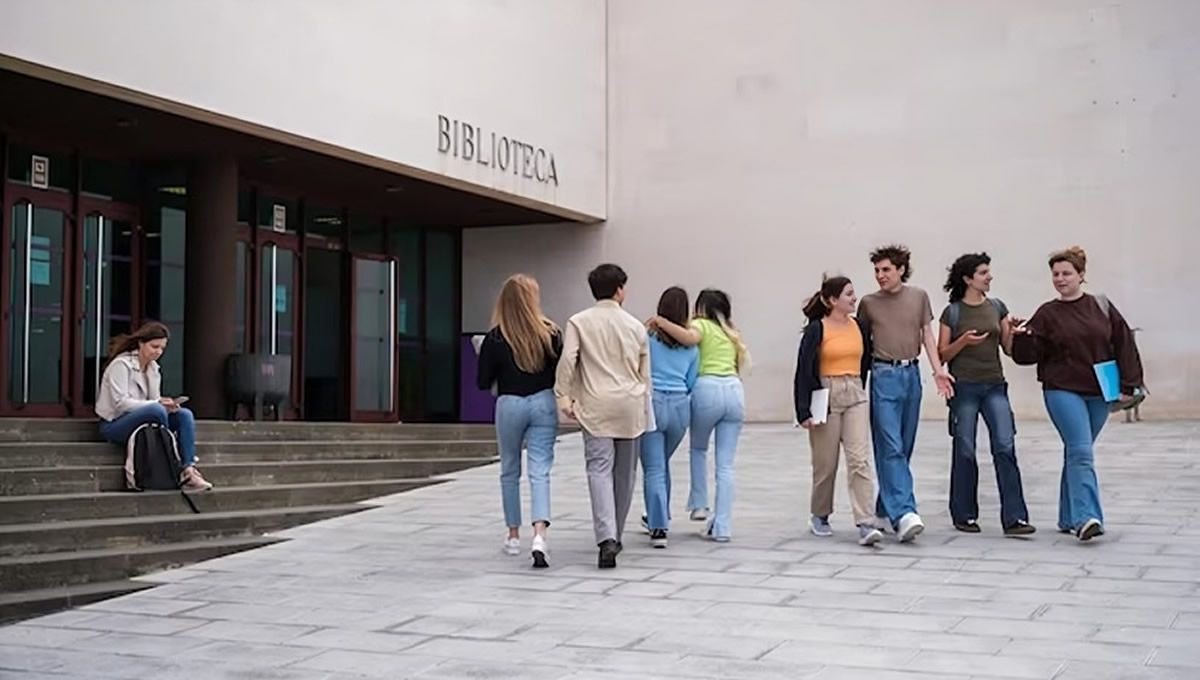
[{"x1": 1, "y1": 420, "x2": 1198, "y2": 680}]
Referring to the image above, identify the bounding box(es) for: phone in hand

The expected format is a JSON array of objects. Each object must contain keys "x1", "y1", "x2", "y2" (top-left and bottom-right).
[{"x1": 174, "y1": 395, "x2": 190, "y2": 406}]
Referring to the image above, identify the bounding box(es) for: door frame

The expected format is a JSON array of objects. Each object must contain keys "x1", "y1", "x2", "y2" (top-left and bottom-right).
[
  {"x1": 254, "y1": 231, "x2": 303, "y2": 420},
  {"x1": 72, "y1": 198, "x2": 141, "y2": 417},
  {"x1": 0, "y1": 185, "x2": 75, "y2": 416},
  {"x1": 349, "y1": 252, "x2": 399, "y2": 422}
]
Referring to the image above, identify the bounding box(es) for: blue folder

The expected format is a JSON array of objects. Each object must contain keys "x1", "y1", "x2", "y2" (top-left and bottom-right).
[{"x1": 1093, "y1": 360, "x2": 1121, "y2": 402}]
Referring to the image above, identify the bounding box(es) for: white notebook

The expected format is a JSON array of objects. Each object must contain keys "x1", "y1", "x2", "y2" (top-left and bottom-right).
[{"x1": 809, "y1": 388, "x2": 830, "y2": 425}]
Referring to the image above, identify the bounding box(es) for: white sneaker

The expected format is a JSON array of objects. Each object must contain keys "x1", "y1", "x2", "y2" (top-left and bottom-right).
[
  {"x1": 689, "y1": 508, "x2": 709, "y2": 522},
  {"x1": 503, "y1": 536, "x2": 520, "y2": 556},
  {"x1": 531, "y1": 535, "x2": 549, "y2": 568},
  {"x1": 897, "y1": 513, "x2": 925, "y2": 543}
]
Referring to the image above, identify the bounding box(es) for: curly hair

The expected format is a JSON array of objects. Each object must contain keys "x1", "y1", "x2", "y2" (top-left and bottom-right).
[
  {"x1": 870, "y1": 244, "x2": 913, "y2": 282},
  {"x1": 1048, "y1": 246, "x2": 1087, "y2": 274},
  {"x1": 944, "y1": 253, "x2": 991, "y2": 303}
]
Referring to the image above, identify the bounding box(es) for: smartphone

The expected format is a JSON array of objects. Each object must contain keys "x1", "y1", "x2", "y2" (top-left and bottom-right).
[{"x1": 174, "y1": 395, "x2": 190, "y2": 405}]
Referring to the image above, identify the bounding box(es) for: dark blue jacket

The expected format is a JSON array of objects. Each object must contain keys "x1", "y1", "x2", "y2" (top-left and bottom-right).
[{"x1": 793, "y1": 317, "x2": 873, "y2": 422}]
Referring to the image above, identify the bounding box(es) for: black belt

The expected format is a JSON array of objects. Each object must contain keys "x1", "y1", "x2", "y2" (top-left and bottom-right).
[{"x1": 873, "y1": 358, "x2": 919, "y2": 367}]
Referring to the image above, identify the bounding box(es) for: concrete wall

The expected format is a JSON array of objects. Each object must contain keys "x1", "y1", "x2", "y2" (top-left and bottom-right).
[
  {"x1": 464, "y1": 0, "x2": 1200, "y2": 420},
  {"x1": 0, "y1": 0, "x2": 606, "y2": 219}
]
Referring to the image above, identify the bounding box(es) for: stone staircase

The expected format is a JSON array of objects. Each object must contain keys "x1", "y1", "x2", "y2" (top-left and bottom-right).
[{"x1": 0, "y1": 419, "x2": 498, "y2": 623}]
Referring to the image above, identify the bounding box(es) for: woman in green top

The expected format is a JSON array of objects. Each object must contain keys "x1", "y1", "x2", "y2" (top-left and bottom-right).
[{"x1": 650, "y1": 288, "x2": 749, "y2": 542}]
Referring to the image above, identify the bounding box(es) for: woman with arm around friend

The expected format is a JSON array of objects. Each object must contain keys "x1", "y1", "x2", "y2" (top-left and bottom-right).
[
  {"x1": 1011, "y1": 247, "x2": 1145, "y2": 542},
  {"x1": 937, "y1": 253, "x2": 1034, "y2": 536},
  {"x1": 95, "y1": 321, "x2": 213, "y2": 492},
  {"x1": 793, "y1": 276, "x2": 883, "y2": 547},
  {"x1": 650, "y1": 288, "x2": 749, "y2": 542},
  {"x1": 639, "y1": 287, "x2": 700, "y2": 549},
  {"x1": 476, "y1": 274, "x2": 563, "y2": 568}
]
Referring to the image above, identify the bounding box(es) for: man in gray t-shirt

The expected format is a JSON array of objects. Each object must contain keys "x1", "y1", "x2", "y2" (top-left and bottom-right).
[{"x1": 857, "y1": 245, "x2": 954, "y2": 543}]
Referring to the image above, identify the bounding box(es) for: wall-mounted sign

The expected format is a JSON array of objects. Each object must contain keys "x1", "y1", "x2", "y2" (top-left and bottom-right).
[
  {"x1": 272, "y1": 204, "x2": 287, "y2": 233},
  {"x1": 30, "y1": 155, "x2": 49, "y2": 190},
  {"x1": 437, "y1": 115, "x2": 558, "y2": 186}
]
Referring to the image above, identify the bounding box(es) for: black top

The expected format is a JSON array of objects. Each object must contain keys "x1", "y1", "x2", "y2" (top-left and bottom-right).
[
  {"x1": 793, "y1": 317, "x2": 873, "y2": 422},
  {"x1": 476, "y1": 326, "x2": 563, "y2": 397}
]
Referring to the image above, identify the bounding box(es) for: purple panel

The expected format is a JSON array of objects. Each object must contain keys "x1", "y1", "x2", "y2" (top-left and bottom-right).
[{"x1": 459, "y1": 334, "x2": 496, "y2": 423}]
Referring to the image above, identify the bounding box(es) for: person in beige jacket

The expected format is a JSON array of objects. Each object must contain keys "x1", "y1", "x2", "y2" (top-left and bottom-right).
[
  {"x1": 555, "y1": 264, "x2": 650, "y2": 569},
  {"x1": 96, "y1": 322, "x2": 212, "y2": 492}
]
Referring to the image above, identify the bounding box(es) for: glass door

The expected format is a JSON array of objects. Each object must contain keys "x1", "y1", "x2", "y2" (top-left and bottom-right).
[
  {"x1": 2, "y1": 193, "x2": 72, "y2": 415},
  {"x1": 258, "y1": 239, "x2": 300, "y2": 416},
  {"x1": 351, "y1": 256, "x2": 397, "y2": 420},
  {"x1": 78, "y1": 201, "x2": 139, "y2": 410}
]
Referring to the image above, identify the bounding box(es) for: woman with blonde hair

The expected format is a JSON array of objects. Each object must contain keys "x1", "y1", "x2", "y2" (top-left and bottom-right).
[
  {"x1": 476, "y1": 274, "x2": 563, "y2": 567},
  {"x1": 96, "y1": 321, "x2": 212, "y2": 492},
  {"x1": 650, "y1": 288, "x2": 749, "y2": 542},
  {"x1": 1012, "y1": 247, "x2": 1144, "y2": 542}
]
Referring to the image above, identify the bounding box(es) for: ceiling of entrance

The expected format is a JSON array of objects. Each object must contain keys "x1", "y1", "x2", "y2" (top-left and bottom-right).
[{"x1": 0, "y1": 67, "x2": 567, "y2": 228}]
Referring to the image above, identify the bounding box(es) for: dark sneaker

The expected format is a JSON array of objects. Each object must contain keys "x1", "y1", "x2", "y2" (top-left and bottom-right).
[
  {"x1": 650, "y1": 529, "x2": 668, "y2": 549},
  {"x1": 1077, "y1": 519, "x2": 1104, "y2": 542},
  {"x1": 597, "y1": 539, "x2": 618, "y2": 569},
  {"x1": 954, "y1": 520, "x2": 981, "y2": 534},
  {"x1": 1004, "y1": 520, "x2": 1037, "y2": 537}
]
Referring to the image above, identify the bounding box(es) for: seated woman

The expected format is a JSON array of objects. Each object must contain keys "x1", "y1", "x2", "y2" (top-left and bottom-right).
[{"x1": 95, "y1": 322, "x2": 213, "y2": 492}]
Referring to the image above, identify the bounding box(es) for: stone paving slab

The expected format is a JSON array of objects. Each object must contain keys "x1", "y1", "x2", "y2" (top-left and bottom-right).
[{"x1": 1, "y1": 420, "x2": 1198, "y2": 679}]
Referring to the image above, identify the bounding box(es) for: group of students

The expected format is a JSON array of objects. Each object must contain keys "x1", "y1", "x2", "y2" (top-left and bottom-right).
[
  {"x1": 478, "y1": 243, "x2": 1145, "y2": 570},
  {"x1": 476, "y1": 264, "x2": 749, "y2": 568}
]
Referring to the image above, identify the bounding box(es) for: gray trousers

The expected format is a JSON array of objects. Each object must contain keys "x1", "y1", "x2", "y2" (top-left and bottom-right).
[{"x1": 582, "y1": 430, "x2": 639, "y2": 545}]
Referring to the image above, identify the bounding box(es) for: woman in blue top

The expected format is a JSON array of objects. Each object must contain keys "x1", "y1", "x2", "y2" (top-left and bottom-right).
[{"x1": 639, "y1": 287, "x2": 699, "y2": 549}]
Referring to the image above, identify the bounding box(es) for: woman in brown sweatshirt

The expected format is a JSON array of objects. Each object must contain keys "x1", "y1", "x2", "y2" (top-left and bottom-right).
[{"x1": 1012, "y1": 247, "x2": 1144, "y2": 542}]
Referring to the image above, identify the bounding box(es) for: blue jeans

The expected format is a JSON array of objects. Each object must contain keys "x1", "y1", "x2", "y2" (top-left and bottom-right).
[
  {"x1": 640, "y1": 390, "x2": 690, "y2": 531},
  {"x1": 870, "y1": 363, "x2": 922, "y2": 526},
  {"x1": 949, "y1": 382, "x2": 1029, "y2": 527},
  {"x1": 494, "y1": 389, "x2": 558, "y2": 527},
  {"x1": 688, "y1": 376, "x2": 744, "y2": 538},
  {"x1": 99, "y1": 403, "x2": 197, "y2": 468},
  {"x1": 1044, "y1": 389, "x2": 1108, "y2": 531}
]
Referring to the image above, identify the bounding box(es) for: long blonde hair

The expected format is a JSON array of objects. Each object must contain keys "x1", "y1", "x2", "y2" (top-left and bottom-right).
[
  {"x1": 695, "y1": 289, "x2": 751, "y2": 373},
  {"x1": 493, "y1": 274, "x2": 558, "y2": 373}
]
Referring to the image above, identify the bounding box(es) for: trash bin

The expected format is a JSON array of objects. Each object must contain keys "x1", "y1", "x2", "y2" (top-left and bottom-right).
[{"x1": 225, "y1": 354, "x2": 292, "y2": 421}]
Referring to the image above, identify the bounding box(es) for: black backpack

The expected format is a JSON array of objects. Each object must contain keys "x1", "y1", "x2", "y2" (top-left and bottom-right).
[{"x1": 123, "y1": 423, "x2": 200, "y2": 513}]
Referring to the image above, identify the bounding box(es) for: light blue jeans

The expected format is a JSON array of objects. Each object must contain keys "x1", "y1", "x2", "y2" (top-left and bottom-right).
[
  {"x1": 870, "y1": 363, "x2": 922, "y2": 527},
  {"x1": 100, "y1": 402, "x2": 197, "y2": 468},
  {"x1": 494, "y1": 389, "x2": 558, "y2": 528},
  {"x1": 688, "y1": 376, "x2": 744, "y2": 538},
  {"x1": 1044, "y1": 389, "x2": 1108, "y2": 531},
  {"x1": 640, "y1": 390, "x2": 690, "y2": 531}
]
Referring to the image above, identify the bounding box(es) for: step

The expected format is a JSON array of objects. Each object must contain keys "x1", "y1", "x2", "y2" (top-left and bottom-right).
[
  {"x1": 0, "y1": 479, "x2": 440, "y2": 525},
  {"x1": 0, "y1": 504, "x2": 372, "y2": 557},
  {"x1": 0, "y1": 457, "x2": 496, "y2": 495},
  {"x1": 0, "y1": 579, "x2": 156, "y2": 625},
  {"x1": 0, "y1": 418, "x2": 497, "y2": 443},
  {"x1": 0, "y1": 536, "x2": 280, "y2": 592},
  {"x1": 0, "y1": 439, "x2": 498, "y2": 467}
]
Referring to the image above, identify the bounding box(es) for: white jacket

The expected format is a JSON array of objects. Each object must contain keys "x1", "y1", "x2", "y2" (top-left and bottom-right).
[{"x1": 95, "y1": 351, "x2": 162, "y2": 421}]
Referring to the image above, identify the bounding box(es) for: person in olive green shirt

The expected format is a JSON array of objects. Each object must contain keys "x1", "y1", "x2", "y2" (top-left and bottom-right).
[{"x1": 937, "y1": 253, "x2": 1034, "y2": 536}]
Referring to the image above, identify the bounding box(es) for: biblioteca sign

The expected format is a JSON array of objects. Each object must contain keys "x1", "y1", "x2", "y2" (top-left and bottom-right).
[{"x1": 437, "y1": 115, "x2": 558, "y2": 186}]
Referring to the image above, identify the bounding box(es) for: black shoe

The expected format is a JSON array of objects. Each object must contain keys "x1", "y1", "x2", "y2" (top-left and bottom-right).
[
  {"x1": 598, "y1": 539, "x2": 618, "y2": 569},
  {"x1": 954, "y1": 520, "x2": 981, "y2": 533},
  {"x1": 1004, "y1": 520, "x2": 1037, "y2": 537},
  {"x1": 614, "y1": 541, "x2": 623, "y2": 555},
  {"x1": 650, "y1": 529, "x2": 668, "y2": 549},
  {"x1": 1077, "y1": 519, "x2": 1104, "y2": 542}
]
